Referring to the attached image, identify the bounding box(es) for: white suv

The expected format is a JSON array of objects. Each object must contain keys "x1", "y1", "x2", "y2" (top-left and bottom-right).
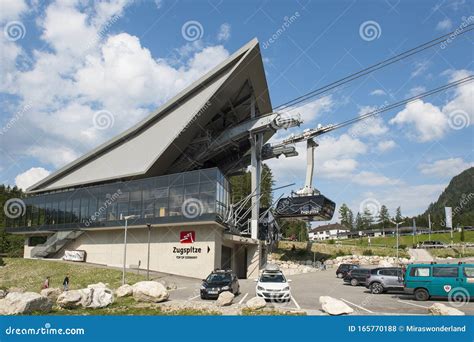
[{"x1": 256, "y1": 267, "x2": 292, "y2": 302}]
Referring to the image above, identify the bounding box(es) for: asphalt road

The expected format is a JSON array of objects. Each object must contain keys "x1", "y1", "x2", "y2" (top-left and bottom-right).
[{"x1": 164, "y1": 270, "x2": 474, "y2": 315}]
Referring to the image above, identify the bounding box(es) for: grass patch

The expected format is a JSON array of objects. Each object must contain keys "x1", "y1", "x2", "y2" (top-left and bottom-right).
[
  {"x1": 275, "y1": 241, "x2": 409, "y2": 260},
  {"x1": 335, "y1": 231, "x2": 474, "y2": 248},
  {"x1": 0, "y1": 258, "x2": 147, "y2": 292},
  {"x1": 429, "y1": 247, "x2": 474, "y2": 259}
]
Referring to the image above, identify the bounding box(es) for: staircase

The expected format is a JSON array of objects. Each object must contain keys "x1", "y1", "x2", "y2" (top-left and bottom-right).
[{"x1": 31, "y1": 230, "x2": 84, "y2": 258}]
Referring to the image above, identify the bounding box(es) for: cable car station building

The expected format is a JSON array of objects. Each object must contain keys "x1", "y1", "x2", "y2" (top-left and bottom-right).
[{"x1": 6, "y1": 39, "x2": 301, "y2": 279}]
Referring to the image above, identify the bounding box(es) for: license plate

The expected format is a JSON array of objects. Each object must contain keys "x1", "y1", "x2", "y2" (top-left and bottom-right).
[{"x1": 208, "y1": 291, "x2": 218, "y2": 294}]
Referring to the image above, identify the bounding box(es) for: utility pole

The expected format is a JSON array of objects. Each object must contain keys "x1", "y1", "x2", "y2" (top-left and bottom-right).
[
  {"x1": 121, "y1": 214, "x2": 138, "y2": 285},
  {"x1": 428, "y1": 214, "x2": 432, "y2": 241},
  {"x1": 391, "y1": 220, "x2": 404, "y2": 263},
  {"x1": 146, "y1": 224, "x2": 152, "y2": 280}
]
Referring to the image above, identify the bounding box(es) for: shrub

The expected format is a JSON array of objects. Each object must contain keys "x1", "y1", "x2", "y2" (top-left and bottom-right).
[
  {"x1": 0, "y1": 257, "x2": 4, "y2": 266},
  {"x1": 398, "y1": 244, "x2": 407, "y2": 249},
  {"x1": 362, "y1": 249, "x2": 373, "y2": 256},
  {"x1": 328, "y1": 239, "x2": 335, "y2": 245}
]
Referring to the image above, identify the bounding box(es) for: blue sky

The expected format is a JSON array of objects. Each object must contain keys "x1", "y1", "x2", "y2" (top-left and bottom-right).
[{"x1": 0, "y1": 0, "x2": 472, "y2": 223}]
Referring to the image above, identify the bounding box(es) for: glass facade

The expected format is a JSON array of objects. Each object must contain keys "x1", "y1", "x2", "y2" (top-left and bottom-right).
[{"x1": 7, "y1": 168, "x2": 231, "y2": 232}]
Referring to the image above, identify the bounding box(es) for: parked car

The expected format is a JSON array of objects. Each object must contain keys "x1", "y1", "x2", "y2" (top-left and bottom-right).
[
  {"x1": 256, "y1": 266, "x2": 292, "y2": 302},
  {"x1": 417, "y1": 241, "x2": 446, "y2": 249},
  {"x1": 365, "y1": 267, "x2": 404, "y2": 294},
  {"x1": 343, "y1": 268, "x2": 371, "y2": 286},
  {"x1": 200, "y1": 269, "x2": 239, "y2": 299},
  {"x1": 336, "y1": 263, "x2": 359, "y2": 278},
  {"x1": 404, "y1": 263, "x2": 474, "y2": 301}
]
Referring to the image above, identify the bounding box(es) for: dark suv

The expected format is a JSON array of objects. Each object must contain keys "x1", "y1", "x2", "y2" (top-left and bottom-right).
[
  {"x1": 343, "y1": 268, "x2": 371, "y2": 286},
  {"x1": 336, "y1": 264, "x2": 359, "y2": 278},
  {"x1": 365, "y1": 267, "x2": 403, "y2": 294},
  {"x1": 200, "y1": 269, "x2": 240, "y2": 299}
]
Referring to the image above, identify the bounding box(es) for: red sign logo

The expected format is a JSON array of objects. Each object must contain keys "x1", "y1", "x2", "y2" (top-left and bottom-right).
[{"x1": 180, "y1": 231, "x2": 195, "y2": 244}]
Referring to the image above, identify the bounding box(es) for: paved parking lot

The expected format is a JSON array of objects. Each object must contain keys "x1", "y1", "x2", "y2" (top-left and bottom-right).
[{"x1": 162, "y1": 270, "x2": 474, "y2": 315}]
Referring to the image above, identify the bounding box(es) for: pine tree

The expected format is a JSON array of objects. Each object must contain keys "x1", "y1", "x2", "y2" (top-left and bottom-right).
[
  {"x1": 355, "y1": 213, "x2": 363, "y2": 231},
  {"x1": 348, "y1": 210, "x2": 354, "y2": 230},
  {"x1": 378, "y1": 205, "x2": 390, "y2": 232},
  {"x1": 395, "y1": 206, "x2": 403, "y2": 222},
  {"x1": 362, "y1": 208, "x2": 374, "y2": 229},
  {"x1": 338, "y1": 203, "x2": 352, "y2": 228}
]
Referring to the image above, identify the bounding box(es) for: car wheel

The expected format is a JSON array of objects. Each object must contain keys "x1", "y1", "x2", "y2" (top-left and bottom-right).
[
  {"x1": 337, "y1": 273, "x2": 344, "y2": 278},
  {"x1": 414, "y1": 288, "x2": 429, "y2": 301},
  {"x1": 370, "y1": 282, "x2": 384, "y2": 294},
  {"x1": 350, "y1": 278, "x2": 358, "y2": 286}
]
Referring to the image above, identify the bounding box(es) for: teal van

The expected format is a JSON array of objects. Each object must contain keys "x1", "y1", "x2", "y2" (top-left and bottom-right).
[{"x1": 404, "y1": 263, "x2": 474, "y2": 301}]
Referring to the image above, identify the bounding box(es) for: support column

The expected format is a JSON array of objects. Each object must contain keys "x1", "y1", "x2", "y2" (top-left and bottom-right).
[{"x1": 249, "y1": 96, "x2": 262, "y2": 241}]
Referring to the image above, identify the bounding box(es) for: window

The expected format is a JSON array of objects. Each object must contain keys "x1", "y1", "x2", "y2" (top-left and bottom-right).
[
  {"x1": 379, "y1": 269, "x2": 397, "y2": 276},
  {"x1": 464, "y1": 267, "x2": 474, "y2": 278},
  {"x1": 433, "y1": 267, "x2": 458, "y2": 278},
  {"x1": 409, "y1": 267, "x2": 430, "y2": 277}
]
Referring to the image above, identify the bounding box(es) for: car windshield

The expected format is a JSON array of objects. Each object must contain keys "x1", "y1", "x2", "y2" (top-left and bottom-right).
[
  {"x1": 206, "y1": 273, "x2": 231, "y2": 283},
  {"x1": 260, "y1": 273, "x2": 286, "y2": 283}
]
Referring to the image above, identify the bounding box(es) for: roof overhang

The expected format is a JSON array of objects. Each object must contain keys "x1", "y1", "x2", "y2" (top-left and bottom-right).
[{"x1": 28, "y1": 38, "x2": 272, "y2": 194}]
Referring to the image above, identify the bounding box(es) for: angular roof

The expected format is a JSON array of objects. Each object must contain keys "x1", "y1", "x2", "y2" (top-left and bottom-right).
[
  {"x1": 309, "y1": 223, "x2": 349, "y2": 233},
  {"x1": 28, "y1": 38, "x2": 273, "y2": 193}
]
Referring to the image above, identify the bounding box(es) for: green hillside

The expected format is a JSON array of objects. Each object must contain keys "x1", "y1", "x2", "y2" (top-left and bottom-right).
[{"x1": 419, "y1": 167, "x2": 474, "y2": 228}]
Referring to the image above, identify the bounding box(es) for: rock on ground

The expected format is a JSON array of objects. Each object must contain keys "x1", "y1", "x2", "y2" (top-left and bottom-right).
[
  {"x1": 319, "y1": 296, "x2": 354, "y2": 315},
  {"x1": 0, "y1": 292, "x2": 52, "y2": 315},
  {"x1": 132, "y1": 281, "x2": 169, "y2": 303},
  {"x1": 216, "y1": 291, "x2": 234, "y2": 307},
  {"x1": 429, "y1": 303, "x2": 465, "y2": 316},
  {"x1": 0, "y1": 289, "x2": 6, "y2": 298},
  {"x1": 89, "y1": 287, "x2": 114, "y2": 308},
  {"x1": 87, "y1": 282, "x2": 109, "y2": 289},
  {"x1": 246, "y1": 296, "x2": 266, "y2": 310},
  {"x1": 40, "y1": 288, "x2": 62, "y2": 301},
  {"x1": 57, "y1": 288, "x2": 93, "y2": 309},
  {"x1": 116, "y1": 284, "x2": 133, "y2": 298}
]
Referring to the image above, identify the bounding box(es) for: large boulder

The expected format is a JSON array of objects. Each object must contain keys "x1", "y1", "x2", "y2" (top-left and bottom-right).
[
  {"x1": 246, "y1": 296, "x2": 266, "y2": 310},
  {"x1": 132, "y1": 281, "x2": 169, "y2": 303},
  {"x1": 40, "y1": 288, "x2": 62, "y2": 301},
  {"x1": 216, "y1": 291, "x2": 234, "y2": 307},
  {"x1": 57, "y1": 289, "x2": 93, "y2": 309},
  {"x1": 116, "y1": 284, "x2": 133, "y2": 298},
  {"x1": 319, "y1": 296, "x2": 354, "y2": 315},
  {"x1": 0, "y1": 292, "x2": 52, "y2": 315},
  {"x1": 89, "y1": 287, "x2": 114, "y2": 308},
  {"x1": 87, "y1": 282, "x2": 109, "y2": 289},
  {"x1": 429, "y1": 303, "x2": 465, "y2": 316}
]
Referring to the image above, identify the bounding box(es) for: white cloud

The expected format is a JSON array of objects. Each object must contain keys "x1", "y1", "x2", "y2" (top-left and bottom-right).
[
  {"x1": 267, "y1": 133, "x2": 367, "y2": 184},
  {"x1": 376, "y1": 139, "x2": 396, "y2": 152},
  {"x1": 349, "y1": 106, "x2": 389, "y2": 138},
  {"x1": 154, "y1": 0, "x2": 163, "y2": 9},
  {"x1": 286, "y1": 96, "x2": 333, "y2": 125},
  {"x1": 354, "y1": 183, "x2": 446, "y2": 217},
  {"x1": 353, "y1": 171, "x2": 400, "y2": 186},
  {"x1": 0, "y1": 1, "x2": 231, "y2": 173},
  {"x1": 408, "y1": 86, "x2": 426, "y2": 97},
  {"x1": 436, "y1": 18, "x2": 453, "y2": 31},
  {"x1": 411, "y1": 60, "x2": 431, "y2": 78},
  {"x1": 370, "y1": 89, "x2": 386, "y2": 96},
  {"x1": 15, "y1": 167, "x2": 51, "y2": 190},
  {"x1": 217, "y1": 23, "x2": 231, "y2": 41},
  {"x1": 442, "y1": 69, "x2": 474, "y2": 128},
  {"x1": 419, "y1": 158, "x2": 473, "y2": 178},
  {"x1": 26, "y1": 145, "x2": 80, "y2": 169},
  {"x1": 389, "y1": 100, "x2": 448, "y2": 142},
  {"x1": 0, "y1": 0, "x2": 28, "y2": 22}
]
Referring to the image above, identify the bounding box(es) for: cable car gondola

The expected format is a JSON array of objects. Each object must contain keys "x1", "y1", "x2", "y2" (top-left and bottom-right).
[
  {"x1": 274, "y1": 194, "x2": 335, "y2": 221},
  {"x1": 272, "y1": 135, "x2": 336, "y2": 222}
]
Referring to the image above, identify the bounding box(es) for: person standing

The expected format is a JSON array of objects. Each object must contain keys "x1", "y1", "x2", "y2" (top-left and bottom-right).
[
  {"x1": 42, "y1": 276, "x2": 50, "y2": 289},
  {"x1": 62, "y1": 274, "x2": 70, "y2": 291}
]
